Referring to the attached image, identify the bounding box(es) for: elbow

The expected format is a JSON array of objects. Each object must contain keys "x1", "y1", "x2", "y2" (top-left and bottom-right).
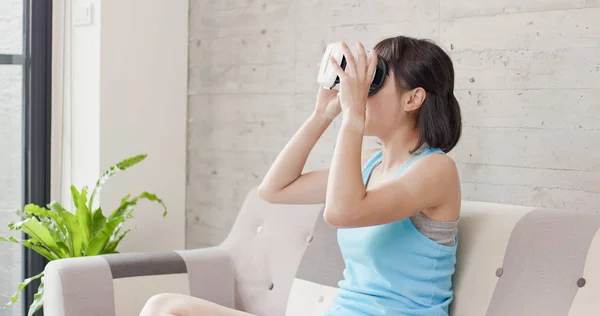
[
  {"x1": 323, "y1": 203, "x2": 356, "y2": 228},
  {"x1": 257, "y1": 185, "x2": 278, "y2": 204},
  {"x1": 323, "y1": 209, "x2": 343, "y2": 227}
]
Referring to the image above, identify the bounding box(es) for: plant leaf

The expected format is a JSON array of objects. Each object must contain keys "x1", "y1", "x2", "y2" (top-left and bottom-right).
[
  {"x1": 61, "y1": 212, "x2": 84, "y2": 257},
  {"x1": 103, "y1": 227, "x2": 134, "y2": 254},
  {"x1": 37, "y1": 208, "x2": 70, "y2": 257},
  {"x1": 91, "y1": 208, "x2": 106, "y2": 236},
  {"x1": 0, "y1": 236, "x2": 19, "y2": 244},
  {"x1": 108, "y1": 192, "x2": 167, "y2": 221},
  {"x1": 86, "y1": 216, "x2": 125, "y2": 256},
  {"x1": 75, "y1": 187, "x2": 91, "y2": 248},
  {"x1": 15, "y1": 208, "x2": 32, "y2": 220},
  {"x1": 88, "y1": 154, "x2": 147, "y2": 211},
  {"x1": 47, "y1": 201, "x2": 75, "y2": 256},
  {"x1": 70, "y1": 185, "x2": 80, "y2": 208},
  {"x1": 24, "y1": 204, "x2": 67, "y2": 240},
  {"x1": 27, "y1": 280, "x2": 44, "y2": 316},
  {"x1": 4, "y1": 271, "x2": 43, "y2": 309},
  {"x1": 38, "y1": 216, "x2": 68, "y2": 249},
  {"x1": 7, "y1": 220, "x2": 18, "y2": 230},
  {"x1": 17, "y1": 218, "x2": 63, "y2": 259},
  {"x1": 24, "y1": 204, "x2": 64, "y2": 227},
  {"x1": 108, "y1": 195, "x2": 136, "y2": 221},
  {"x1": 47, "y1": 201, "x2": 67, "y2": 216},
  {"x1": 1, "y1": 236, "x2": 58, "y2": 260},
  {"x1": 116, "y1": 154, "x2": 148, "y2": 170},
  {"x1": 7, "y1": 236, "x2": 63, "y2": 260},
  {"x1": 22, "y1": 239, "x2": 60, "y2": 261},
  {"x1": 139, "y1": 192, "x2": 168, "y2": 217}
]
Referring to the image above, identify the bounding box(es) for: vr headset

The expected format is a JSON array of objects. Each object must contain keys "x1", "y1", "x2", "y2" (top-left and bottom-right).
[{"x1": 317, "y1": 42, "x2": 387, "y2": 96}]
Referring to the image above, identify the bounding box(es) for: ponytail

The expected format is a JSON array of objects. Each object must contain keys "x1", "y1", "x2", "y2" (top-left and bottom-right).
[{"x1": 412, "y1": 92, "x2": 462, "y2": 153}]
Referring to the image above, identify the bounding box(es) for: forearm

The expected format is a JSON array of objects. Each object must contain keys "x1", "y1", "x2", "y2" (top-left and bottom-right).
[
  {"x1": 325, "y1": 112, "x2": 366, "y2": 222},
  {"x1": 258, "y1": 112, "x2": 332, "y2": 197}
]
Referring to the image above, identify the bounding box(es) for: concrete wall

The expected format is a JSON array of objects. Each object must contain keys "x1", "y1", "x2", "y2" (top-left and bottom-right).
[{"x1": 186, "y1": 0, "x2": 600, "y2": 248}]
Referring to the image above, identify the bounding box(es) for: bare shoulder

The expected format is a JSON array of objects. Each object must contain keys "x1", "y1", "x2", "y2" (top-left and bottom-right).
[
  {"x1": 410, "y1": 152, "x2": 458, "y2": 179},
  {"x1": 408, "y1": 153, "x2": 460, "y2": 220}
]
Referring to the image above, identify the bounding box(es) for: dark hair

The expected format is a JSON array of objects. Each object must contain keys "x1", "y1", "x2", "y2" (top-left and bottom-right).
[{"x1": 374, "y1": 36, "x2": 462, "y2": 153}]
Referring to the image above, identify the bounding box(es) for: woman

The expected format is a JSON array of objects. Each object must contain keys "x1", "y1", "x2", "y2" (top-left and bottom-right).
[{"x1": 140, "y1": 36, "x2": 462, "y2": 316}]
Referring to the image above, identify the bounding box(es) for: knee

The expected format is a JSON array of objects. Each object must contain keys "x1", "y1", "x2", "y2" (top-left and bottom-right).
[{"x1": 140, "y1": 293, "x2": 180, "y2": 316}]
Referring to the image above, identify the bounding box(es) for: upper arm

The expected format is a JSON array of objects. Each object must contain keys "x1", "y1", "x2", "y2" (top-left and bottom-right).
[
  {"x1": 261, "y1": 148, "x2": 380, "y2": 205},
  {"x1": 330, "y1": 154, "x2": 460, "y2": 227}
]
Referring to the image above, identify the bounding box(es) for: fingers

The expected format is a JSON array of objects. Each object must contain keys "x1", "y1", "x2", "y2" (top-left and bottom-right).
[
  {"x1": 356, "y1": 42, "x2": 368, "y2": 76},
  {"x1": 340, "y1": 41, "x2": 356, "y2": 76},
  {"x1": 332, "y1": 41, "x2": 375, "y2": 86},
  {"x1": 329, "y1": 56, "x2": 348, "y2": 80},
  {"x1": 366, "y1": 51, "x2": 378, "y2": 81}
]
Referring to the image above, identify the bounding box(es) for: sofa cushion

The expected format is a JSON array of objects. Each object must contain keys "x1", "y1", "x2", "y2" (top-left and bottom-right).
[
  {"x1": 283, "y1": 199, "x2": 600, "y2": 316},
  {"x1": 453, "y1": 201, "x2": 600, "y2": 316}
]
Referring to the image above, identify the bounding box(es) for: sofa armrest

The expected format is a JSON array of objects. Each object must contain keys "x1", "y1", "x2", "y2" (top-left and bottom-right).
[{"x1": 44, "y1": 247, "x2": 235, "y2": 316}]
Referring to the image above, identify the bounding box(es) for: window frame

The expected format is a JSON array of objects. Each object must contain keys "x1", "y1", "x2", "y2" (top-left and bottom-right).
[{"x1": 20, "y1": 0, "x2": 53, "y2": 315}]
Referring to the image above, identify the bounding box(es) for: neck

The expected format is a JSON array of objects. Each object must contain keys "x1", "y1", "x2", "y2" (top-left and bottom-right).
[{"x1": 378, "y1": 124, "x2": 420, "y2": 174}]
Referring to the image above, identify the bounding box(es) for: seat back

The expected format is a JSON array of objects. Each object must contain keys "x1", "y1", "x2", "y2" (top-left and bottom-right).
[
  {"x1": 452, "y1": 201, "x2": 600, "y2": 316},
  {"x1": 285, "y1": 207, "x2": 343, "y2": 316},
  {"x1": 223, "y1": 190, "x2": 600, "y2": 316},
  {"x1": 220, "y1": 189, "x2": 323, "y2": 316}
]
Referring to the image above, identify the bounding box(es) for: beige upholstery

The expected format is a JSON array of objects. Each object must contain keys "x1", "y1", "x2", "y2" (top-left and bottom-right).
[{"x1": 44, "y1": 189, "x2": 600, "y2": 316}]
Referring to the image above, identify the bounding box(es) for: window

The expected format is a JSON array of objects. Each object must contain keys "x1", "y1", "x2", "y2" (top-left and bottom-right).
[
  {"x1": 0, "y1": 1, "x2": 25, "y2": 315},
  {"x1": 1, "y1": 1, "x2": 51, "y2": 315}
]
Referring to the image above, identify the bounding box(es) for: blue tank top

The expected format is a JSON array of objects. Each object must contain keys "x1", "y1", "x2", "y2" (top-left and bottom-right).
[{"x1": 324, "y1": 147, "x2": 457, "y2": 316}]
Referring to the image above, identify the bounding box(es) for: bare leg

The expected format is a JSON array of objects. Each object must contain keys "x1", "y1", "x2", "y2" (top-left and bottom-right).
[{"x1": 140, "y1": 293, "x2": 255, "y2": 316}]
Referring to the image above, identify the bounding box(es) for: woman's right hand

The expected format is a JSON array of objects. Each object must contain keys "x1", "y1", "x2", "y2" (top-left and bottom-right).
[
  {"x1": 259, "y1": 87, "x2": 337, "y2": 205},
  {"x1": 314, "y1": 87, "x2": 342, "y2": 121}
]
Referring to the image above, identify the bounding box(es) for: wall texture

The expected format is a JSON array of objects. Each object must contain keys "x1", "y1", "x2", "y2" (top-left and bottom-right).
[{"x1": 187, "y1": 0, "x2": 600, "y2": 248}]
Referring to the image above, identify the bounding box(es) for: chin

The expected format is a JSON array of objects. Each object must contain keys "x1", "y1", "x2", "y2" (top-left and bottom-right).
[{"x1": 364, "y1": 118, "x2": 392, "y2": 138}]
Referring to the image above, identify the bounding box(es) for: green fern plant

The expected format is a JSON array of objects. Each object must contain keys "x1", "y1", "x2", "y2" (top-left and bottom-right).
[{"x1": 0, "y1": 154, "x2": 166, "y2": 316}]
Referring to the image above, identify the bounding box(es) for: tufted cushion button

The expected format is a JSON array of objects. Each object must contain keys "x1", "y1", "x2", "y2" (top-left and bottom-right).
[
  {"x1": 256, "y1": 225, "x2": 263, "y2": 234},
  {"x1": 495, "y1": 268, "x2": 503, "y2": 277},
  {"x1": 268, "y1": 282, "x2": 274, "y2": 290},
  {"x1": 317, "y1": 295, "x2": 324, "y2": 303},
  {"x1": 306, "y1": 235, "x2": 313, "y2": 243},
  {"x1": 577, "y1": 278, "x2": 586, "y2": 288}
]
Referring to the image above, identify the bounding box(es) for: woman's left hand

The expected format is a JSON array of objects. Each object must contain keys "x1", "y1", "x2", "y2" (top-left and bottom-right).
[{"x1": 330, "y1": 41, "x2": 379, "y2": 118}]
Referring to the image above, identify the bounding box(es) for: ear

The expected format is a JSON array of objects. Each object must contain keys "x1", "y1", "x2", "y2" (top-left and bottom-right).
[{"x1": 403, "y1": 87, "x2": 427, "y2": 112}]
